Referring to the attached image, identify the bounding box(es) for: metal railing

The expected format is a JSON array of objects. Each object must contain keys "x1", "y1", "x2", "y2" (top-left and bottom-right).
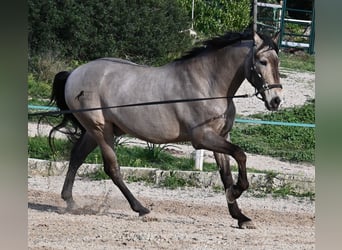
[{"x1": 256, "y1": 0, "x2": 315, "y2": 54}]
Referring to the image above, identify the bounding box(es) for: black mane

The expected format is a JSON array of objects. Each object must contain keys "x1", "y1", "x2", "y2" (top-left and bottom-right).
[
  {"x1": 175, "y1": 31, "x2": 278, "y2": 61},
  {"x1": 175, "y1": 31, "x2": 253, "y2": 61}
]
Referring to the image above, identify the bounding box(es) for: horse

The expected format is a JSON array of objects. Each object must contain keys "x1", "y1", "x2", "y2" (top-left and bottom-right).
[{"x1": 49, "y1": 31, "x2": 282, "y2": 229}]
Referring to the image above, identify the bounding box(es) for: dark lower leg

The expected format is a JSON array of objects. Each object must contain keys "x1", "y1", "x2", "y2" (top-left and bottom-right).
[
  {"x1": 61, "y1": 132, "x2": 97, "y2": 208},
  {"x1": 99, "y1": 124, "x2": 149, "y2": 216},
  {"x1": 227, "y1": 148, "x2": 249, "y2": 201},
  {"x1": 228, "y1": 201, "x2": 254, "y2": 229},
  {"x1": 214, "y1": 152, "x2": 254, "y2": 229},
  {"x1": 103, "y1": 156, "x2": 150, "y2": 216},
  {"x1": 193, "y1": 129, "x2": 249, "y2": 201},
  {"x1": 61, "y1": 167, "x2": 78, "y2": 208}
]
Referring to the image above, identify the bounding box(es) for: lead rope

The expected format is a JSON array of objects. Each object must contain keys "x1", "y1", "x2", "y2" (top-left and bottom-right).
[{"x1": 28, "y1": 94, "x2": 254, "y2": 117}]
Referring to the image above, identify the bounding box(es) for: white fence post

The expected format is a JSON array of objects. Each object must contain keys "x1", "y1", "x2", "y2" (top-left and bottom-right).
[{"x1": 194, "y1": 150, "x2": 204, "y2": 171}]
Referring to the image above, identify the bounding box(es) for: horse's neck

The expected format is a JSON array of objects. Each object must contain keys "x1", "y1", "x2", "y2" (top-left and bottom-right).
[
  {"x1": 169, "y1": 43, "x2": 251, "y2": 97},
  {"x1": 202, "y1": 45, "x2": 251, "y2": 96}
]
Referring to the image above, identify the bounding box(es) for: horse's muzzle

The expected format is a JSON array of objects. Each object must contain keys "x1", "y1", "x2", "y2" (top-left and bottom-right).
[{"x1": 265, "y1": 96, "x2": 282, "y2": 111}]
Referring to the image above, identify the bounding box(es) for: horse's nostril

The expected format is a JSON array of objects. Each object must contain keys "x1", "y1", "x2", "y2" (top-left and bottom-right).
[
  {"x1": 274, "y1": 97, "x2": 281, "y2": 105},
  {"x1": 270, "y1": 97, "x2": 281, "y2": 109}
]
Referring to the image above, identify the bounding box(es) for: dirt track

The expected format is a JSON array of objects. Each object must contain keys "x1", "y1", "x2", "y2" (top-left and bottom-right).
[{"x1": 28, "y1": 176, "x2": 314, "y2": 249}]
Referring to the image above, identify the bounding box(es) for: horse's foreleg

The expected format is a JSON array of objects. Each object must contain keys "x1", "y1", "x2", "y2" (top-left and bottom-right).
[
  {"x1": 97, "y1": 124, "x2": 150, "y2": 216},
  {"x1": 193, "y1": 129, "x2": 249, "y2": 200},
  {"x1": 62, "y1": 132, "x2": 97, "y2": 209},
  {"x1": 192, "y1": 129, "x2": 253, "y2": 228},
  {"x1": 214, "y1": 152, "x2": 255, "y2": 229}
]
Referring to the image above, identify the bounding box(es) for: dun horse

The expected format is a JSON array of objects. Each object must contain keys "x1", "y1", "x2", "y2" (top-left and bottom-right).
[{"x1": 49, "y1": 31, "x2": 282, "y2": 229}]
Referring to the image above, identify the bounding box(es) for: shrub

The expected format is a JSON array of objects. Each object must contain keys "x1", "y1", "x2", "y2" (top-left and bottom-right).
[
  {"x1": 28, "y1": 74, "x2": 52, "y2": 100},
  {"x1": 28, "y1": 0, "x2": 193, "y2": 66},
  {"x1": 28, "y1": 52, "x2": 69, "y2": 83},
  {"x1": 177, "y1": 0, "x2": 251, "y2": 37}
]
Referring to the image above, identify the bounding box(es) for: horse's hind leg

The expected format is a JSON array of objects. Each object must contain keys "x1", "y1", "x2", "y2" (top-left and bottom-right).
[
  {"x1": 214, "y1": 152, "x2": 255, "y2": 229},
  {"x1": 94, "y1": 122, "x2": 150, "y2": 216},
  {"x1": 61, "y1": 131, "x2": 97, "y2": 209}
]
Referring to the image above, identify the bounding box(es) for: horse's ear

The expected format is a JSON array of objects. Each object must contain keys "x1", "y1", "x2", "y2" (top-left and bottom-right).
[
  {"x1": 273, "y1": 31, "x2": 280, "y2": 44},
  {"x1": 254, "y1": 32, "x2": 263, "y2": 47}
]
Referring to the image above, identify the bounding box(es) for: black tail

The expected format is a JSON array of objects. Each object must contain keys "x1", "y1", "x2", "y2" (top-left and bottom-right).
[
  {"x1": 48, "y1": 71, "x2": 85, "y2": 150},
  {"x1": 51, "y1": 71, "x2": 71, "y2": 112}
]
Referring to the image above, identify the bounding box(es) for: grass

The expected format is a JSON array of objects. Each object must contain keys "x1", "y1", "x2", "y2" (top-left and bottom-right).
[
  {"x1": 28, "y1": 136, "x2": 72, "y2": 161},
  {"x1": 247, "y1": 187, "x2": 315, "y2": 200},
  {"x1": 161, "y1": 172, "x2": 191, "y2": 189},
  {"x1": 271, "y1": 186, "x2": 315, "y2": 200},
  {"x1": 28, "y1": 136, "x2": 220, "y2": 172},
  {"x1": 232, "y1": 100, "x2": 315, "y2": 163},
  {"x1": 279, "y1": 52, "x2": 315, "y2": 72}
]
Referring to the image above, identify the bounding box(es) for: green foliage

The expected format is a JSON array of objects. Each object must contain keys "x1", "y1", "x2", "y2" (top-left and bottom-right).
[
  {"x1": 28, "y1": 74, "x2": 52, "y2": 100},
  {"x1": 231, "y1": 100, "x2": 315, "y2": 163},
  {"x1": 162, "y1": 174, "x2": 187, "y2": 189},
  {"x1": 126, "y1": 175, "x2": 155, "y2": 184},
  {"x1": 115, "y1": 146, "x2": 196, "y2": 171},
  {"x1": 28, "y1": 137, "x2": 197, "y2": 171},
  {"x1": 28, "y1": 136, "x2": 72, "y2": 161},
  {"x1": 28, "y1": 52, "x2": 70, "y2": 83},
  {"x1": 177, "y1": 0, "x2": 251, "y2": 37},
  {"x1": 271, "y1": 185, "x2": 315, "y2": 200},
  {"x1": 28, "y1": 0, "x2": 192, "y2": 66},
  {"x1": 87, "y1": 169, "x2": 108, "y2": 181},
  {"x1": 271, "y1": 185, "x2": 297, "y2": 198},
  {"x1": 28, "y1": 0, "x2": 255, "y2": 82},
  {"x1": 145, "y1": 143, "x2": 174, "y2": 162},
  {"x1": 161, "y1": 172, "x2": 196, "y2": 189}
]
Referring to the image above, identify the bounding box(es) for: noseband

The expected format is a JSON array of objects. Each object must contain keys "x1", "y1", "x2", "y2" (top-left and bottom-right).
[
  {"x1": 249, "y1": 43, "x2": 283, "y2": 101},
  {"x1": 250, "y1": 65, "x2": 283, "y2": 100}
]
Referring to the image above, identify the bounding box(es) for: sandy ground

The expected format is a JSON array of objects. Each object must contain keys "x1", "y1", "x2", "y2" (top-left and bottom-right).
[
  {"x1": 28, "y1": 69, "x2": 315, "y2": 249},
  {"x1": 28, "y1": 176, "x2": 315, "y2": 250}
]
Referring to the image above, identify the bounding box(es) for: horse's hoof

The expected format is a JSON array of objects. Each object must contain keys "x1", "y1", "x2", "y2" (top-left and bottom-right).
[
  {"x1": 65, "y1": 199, "x2": 76, "y2": 211},
  {"x1": 238, "y1": 220, "x2": 256, "y2": 229},
  {"x1": 138, "y1": 207, "x2": 150, "y2": 216}
]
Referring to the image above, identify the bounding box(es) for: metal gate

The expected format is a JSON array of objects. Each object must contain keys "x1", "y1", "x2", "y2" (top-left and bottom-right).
[{"x1": 256, "y1": 0, "x2": 315, "y2": 54}]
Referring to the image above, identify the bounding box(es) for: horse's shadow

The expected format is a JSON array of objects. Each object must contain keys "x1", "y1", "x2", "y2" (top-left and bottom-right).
[
  {"x1": 28, "y1": 202, "x2": 61, "y2": 213},
  {"x1": 28, "y1": 201, "x2": 118, "y2": 216}
]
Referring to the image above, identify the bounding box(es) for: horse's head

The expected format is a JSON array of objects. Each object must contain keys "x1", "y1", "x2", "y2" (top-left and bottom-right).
[{"x1": 245, "y1": 32, "x2": 283, "y2": 111}]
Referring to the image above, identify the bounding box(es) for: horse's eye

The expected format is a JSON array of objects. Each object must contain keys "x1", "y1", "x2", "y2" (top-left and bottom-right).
[{"x1": 259, "y1": 60, "x2": 267, "y2": 66}]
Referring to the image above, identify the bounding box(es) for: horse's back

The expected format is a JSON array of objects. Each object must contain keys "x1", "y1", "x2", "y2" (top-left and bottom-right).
[
  {"x1": 63, "y1": 58, "x2": 188, "y2": 142},
  {"x1": 65, "y1": 58, "x2": 146, "y2": 103}
]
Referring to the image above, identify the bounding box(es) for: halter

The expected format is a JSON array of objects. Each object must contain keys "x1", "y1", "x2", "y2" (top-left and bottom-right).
[{"x1": 249, "y1": 40, "x2": 283, "y2": 101}]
